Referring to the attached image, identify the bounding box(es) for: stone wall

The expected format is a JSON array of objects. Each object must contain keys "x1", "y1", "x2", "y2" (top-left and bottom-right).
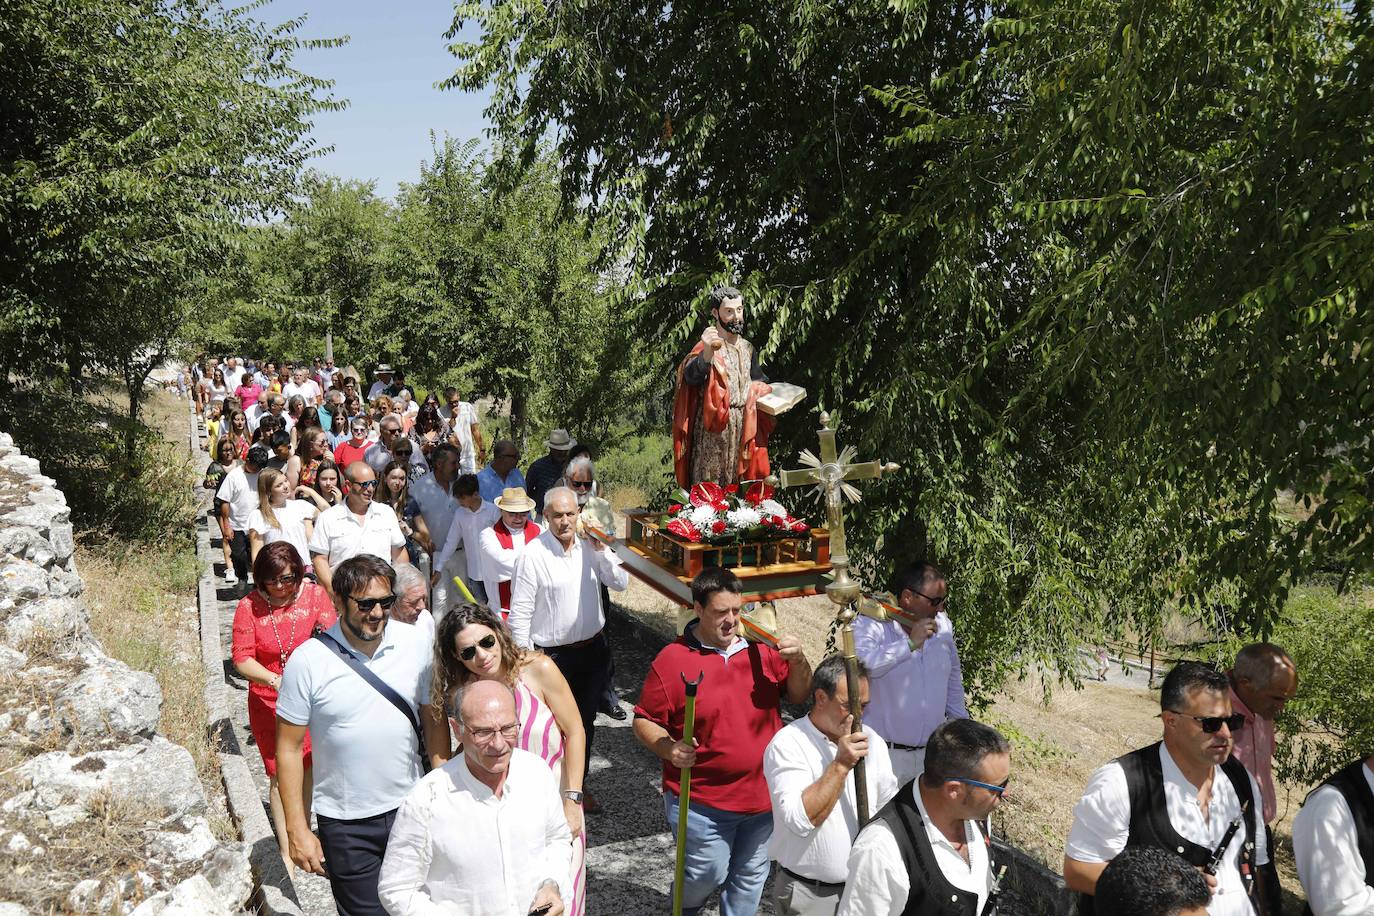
[{"x1": 0, "y1": 432, "x2": 252, "y2": 915}]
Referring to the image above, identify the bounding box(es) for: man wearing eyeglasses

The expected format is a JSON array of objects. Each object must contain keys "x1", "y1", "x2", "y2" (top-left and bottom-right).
[
  {"x1": 1064, "y1": 662, "x2": 1270, "y2": 916},
  {"x1": 378, "y1": 679, "x2": 572, "y2": 915},
  {"x1": 853, "y1": 561, "x2": 968, "y2": 787},
  {"x1": 276, "y1": 555, "x2": 438, "y2": 916},
  {"x1": 309, "y1": 462, "x2": 407, "y2": 598},
  {"x1": 838, "y1": 718, "x2": 1010, "y2": 916},
  {"x1": 365, "y1": 413, "x2": 427, "y2": 477}
]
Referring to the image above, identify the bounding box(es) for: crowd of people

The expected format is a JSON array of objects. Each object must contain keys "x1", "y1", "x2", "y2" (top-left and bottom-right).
[{"x1": 195, "y1": 352, "x2": 1369, "y2": 916}]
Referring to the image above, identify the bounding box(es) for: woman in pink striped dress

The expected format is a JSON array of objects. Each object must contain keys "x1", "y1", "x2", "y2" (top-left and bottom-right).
[{"x1": 429, "y1": 604, "x2": 588, "y2": 914}]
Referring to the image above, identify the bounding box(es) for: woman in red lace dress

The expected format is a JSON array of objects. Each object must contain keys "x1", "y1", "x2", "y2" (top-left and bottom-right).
[{"x1": 231, "y1": 541, "x2": 337, "y2": 873}]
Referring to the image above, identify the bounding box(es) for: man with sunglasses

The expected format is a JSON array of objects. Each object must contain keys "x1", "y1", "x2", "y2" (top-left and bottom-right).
[
  {"x1": 1065, "y1": 662, "x2": 1270, "y2": 916},
  {"x1": 838, "y1": 718, "x2": 1010, "y2": 916},
  {"x1": 309, "y1": 462, "x2": 407, "y2": 598},
  {"x1": 853, "y1": 561, "x2": 968, "y2": 787},
  {"x1": 276, "y1": 554, "x2": 438, "y2": 916}
]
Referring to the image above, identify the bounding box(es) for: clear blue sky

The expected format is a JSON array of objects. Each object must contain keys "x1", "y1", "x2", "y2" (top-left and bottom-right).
[{"x1": 263, "y1": 0, "x2": 492, "y2": 199}]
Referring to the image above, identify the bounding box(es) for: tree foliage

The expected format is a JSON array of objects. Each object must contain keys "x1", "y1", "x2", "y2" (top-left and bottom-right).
[
  {"x1": 0, "y1": 0, "x2": 341, "y2": 456},
  {"x1": 449, "y1": 0, "x2": 1374, "y2": 696}
]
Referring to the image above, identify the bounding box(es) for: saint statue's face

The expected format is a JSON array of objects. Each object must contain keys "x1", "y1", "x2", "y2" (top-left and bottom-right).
[{"x1": 715, "y1": 297, "x2": 745, "y2": 336}]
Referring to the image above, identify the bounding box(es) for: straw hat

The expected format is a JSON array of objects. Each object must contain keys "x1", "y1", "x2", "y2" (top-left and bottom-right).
[
  {"x1": 544, "y1": 428, "x2": 577, "y2": 451},
  {"x1": 494, "y1": 487, "x2": 536, "y2": 513}
]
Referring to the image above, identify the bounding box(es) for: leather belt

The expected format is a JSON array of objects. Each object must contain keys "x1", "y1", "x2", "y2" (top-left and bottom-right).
[
  {"x1": 889, "y1": 742, "x2": 927, "y2": 753},
  {"x1": 537, "y1": 631, "x2": 601, "y2": 651},
  {"x1": 778, "y1": 865, "x2": 845, "y2": 893}
]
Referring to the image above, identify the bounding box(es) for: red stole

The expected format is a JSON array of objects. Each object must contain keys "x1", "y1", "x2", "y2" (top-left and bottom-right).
[
  {"x1": 493, "y1": 519, "x2": 541, "y2": 612},
  {"x1": 671, "y1": 340, "x2": 775, "y2": 487}
]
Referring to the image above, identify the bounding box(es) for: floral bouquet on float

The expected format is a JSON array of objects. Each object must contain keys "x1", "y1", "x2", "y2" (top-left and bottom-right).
[{"x1": 657, "y1": 481, "x2": 811, "y2": 545}]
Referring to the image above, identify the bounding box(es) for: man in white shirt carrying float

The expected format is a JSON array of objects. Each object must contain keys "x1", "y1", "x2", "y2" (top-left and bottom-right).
[
  {"x1": 764, "y1": 655, "x2": 899, "y2": 915},
  {"x1": 1064, "y1": 662, "x2": 1270, "y2": 916},
  {"x1": 853, "y1": 561, "x2": 968, "y2": 786},
  {"x1": 1293, "y1": 754, "x2": 1374, "y2": 915},
  {"x1": 509, "y1": 487, "x2": 628, "y2": 811},
  {"x1": 378, "y1": 679, "x2": 571, "y2": 916},
  {"x1": 838, "y1": 718, "x2": 1011, "y2": 916}
]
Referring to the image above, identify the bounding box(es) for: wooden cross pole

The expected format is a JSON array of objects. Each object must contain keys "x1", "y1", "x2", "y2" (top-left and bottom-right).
[{"x1": 767, "y1": 411, "x2": 898, "y2": 826}]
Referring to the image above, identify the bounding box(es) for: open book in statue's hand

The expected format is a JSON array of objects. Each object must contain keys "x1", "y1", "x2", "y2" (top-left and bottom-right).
[{"x1": 756, "y1": 382, "x2": 806, "y2": 416}]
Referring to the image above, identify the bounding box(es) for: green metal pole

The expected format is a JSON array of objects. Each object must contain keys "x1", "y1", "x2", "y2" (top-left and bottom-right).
[{"x1": 673, "y1": 671, "x2": 704, "y2": 916}]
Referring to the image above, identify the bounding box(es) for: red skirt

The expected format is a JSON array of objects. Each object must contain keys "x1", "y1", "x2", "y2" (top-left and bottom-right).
[{"x1": 248, "y1": 688, "x2": 313, "y2": 776}]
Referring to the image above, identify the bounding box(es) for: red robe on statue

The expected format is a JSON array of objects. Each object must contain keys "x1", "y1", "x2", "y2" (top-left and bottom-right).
[{"x1": 672, "y1": 341, "x2": 774, "y2": 487}]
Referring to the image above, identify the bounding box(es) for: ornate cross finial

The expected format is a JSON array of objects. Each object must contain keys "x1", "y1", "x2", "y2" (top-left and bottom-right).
[{"x1": 767, "y1": 411, "x2": 899, "y2": 607}]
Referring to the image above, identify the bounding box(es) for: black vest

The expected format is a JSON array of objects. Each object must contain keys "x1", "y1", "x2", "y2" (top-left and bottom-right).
[
  {"x1": 1301, "y1": 760, "x2": 1374, "y2": 916},
  {"x1": 875, "y1": 780, "x2": 998, "y2": 916},
  {"x1": 1078, "y1": 742, "x2": 1259, "y2": 916}
]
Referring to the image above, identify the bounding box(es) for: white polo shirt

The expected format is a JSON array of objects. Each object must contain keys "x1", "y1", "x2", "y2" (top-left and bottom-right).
[
  {"x1": 276, "y1": 618, "x2": 434, "y2": 819},
  {"x1": 308, "y1": 501, "x2": 404, "y2": 568}
]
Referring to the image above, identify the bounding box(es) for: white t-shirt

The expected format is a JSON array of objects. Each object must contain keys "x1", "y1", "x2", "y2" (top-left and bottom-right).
[
  {"x1": 215, "y1": 466, "x2": 259, "y2": 532},
  {"x1": 248, "y1": 499, "x2": 318, "y2": 566},
  {"x1": 283, "y1": 379, "x2": 322, "y2": 406}
]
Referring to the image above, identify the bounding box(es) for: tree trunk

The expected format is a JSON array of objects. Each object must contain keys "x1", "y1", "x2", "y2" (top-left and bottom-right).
[{"x1": 510, "y1": 389, "x2": 528, "y2": 455}]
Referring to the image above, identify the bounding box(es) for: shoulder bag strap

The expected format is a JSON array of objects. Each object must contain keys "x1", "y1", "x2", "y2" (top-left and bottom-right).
[{"x1": 313, "y1": 631, "x2": 426, "y2": 754}]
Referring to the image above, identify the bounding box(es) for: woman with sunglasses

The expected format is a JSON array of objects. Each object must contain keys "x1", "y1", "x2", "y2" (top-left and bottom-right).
[
  {"x1": 429, "y1": 605, "x2": 589, "y2": 916},
  {"x1": 231, "y1": 541, "x2": 337, "y2": 874}
]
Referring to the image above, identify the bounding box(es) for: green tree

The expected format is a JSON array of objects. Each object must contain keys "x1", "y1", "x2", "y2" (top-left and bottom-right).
[
  {"x1": 449, "y1": 0, "x2": 1374, "y2": 697},
  {"x1": 0, "y1": 0, "x2": 342, "y2": 457}
]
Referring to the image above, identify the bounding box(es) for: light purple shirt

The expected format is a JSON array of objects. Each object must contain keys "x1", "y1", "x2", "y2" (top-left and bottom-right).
[{"x1": 853, "y1": 611, "x2": 967, "y2": 748}]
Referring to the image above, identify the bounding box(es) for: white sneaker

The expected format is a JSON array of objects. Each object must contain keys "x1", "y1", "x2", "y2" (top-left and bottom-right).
[{"x1": 224, "y1": 569, "x2": 238, "y2": 585}]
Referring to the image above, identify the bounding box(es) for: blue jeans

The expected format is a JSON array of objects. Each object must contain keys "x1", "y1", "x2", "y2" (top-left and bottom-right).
[{"x1": 663, "y1": 790, "x2": 773, "y2": 916}]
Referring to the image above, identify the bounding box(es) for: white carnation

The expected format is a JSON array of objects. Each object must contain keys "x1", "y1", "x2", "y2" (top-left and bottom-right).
[
  {"x1": 689, "y1": 504, "x2": 719, "y2": 526},
  {"x1": 758, "y1": 499, "x2": 788, "y2": 517},
  {"x1": 727, "y1": 506, "x2": 762, "y2": 528}
]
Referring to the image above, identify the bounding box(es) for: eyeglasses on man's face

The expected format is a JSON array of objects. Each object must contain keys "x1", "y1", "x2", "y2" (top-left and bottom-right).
[
  {"x1": 569, "y1": 479, "x2": 593, "y2": 489},
  {"x1": 949, "y1": 775, "x2": 1010, "y2": 796},
  {"x1": 1168, "y1": 711, "x2": 1245, "y2": 734},
  {"x1": 349, "y1": 479, "x2": 379, "y2": 491},
  {"x1": 466, "y1": 722, "x2": 520, "y2": 743},
  {"x1": 913, "y1": 589, "x2": 948, "y2": 607}
]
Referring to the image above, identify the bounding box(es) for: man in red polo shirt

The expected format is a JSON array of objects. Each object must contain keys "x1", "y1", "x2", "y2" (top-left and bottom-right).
[{"x1": 634, "y1": 567, "x2": 812, "y2": 916}]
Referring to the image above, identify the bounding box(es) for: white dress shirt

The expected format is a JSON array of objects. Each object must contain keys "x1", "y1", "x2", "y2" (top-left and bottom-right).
[
  {"x1": 308, "y1": 501, "x2": 405, "y2": 568},
  {"x1": 764, "y1": 715, "x2": 899, "y2": 883},
  {"x1": 1293, "y1": 762, "x2": 1374, "y2": 916},
  {"x1": 837, "y1": 784, "x2": 993, "y2": 916},
  {"x1": 377, "y1": 749, "x2": 573, "y2": 915},
  {"x1": 853, "y1": 612, "x2": 967, "y2": 748},
  {"x1": 283, "y1": 379, "x2": 322, "y2": 405},
  {"x1": 434, "y1": 500, "x2": 501, "y2": 581},
  {"x1": 409, "y1": 474, "x2": 460, "y2": 551},
  {"x1": 507, "y1": 530, "x2": 628, "y2": 649},
  {"x1": 1066, "y1": 744, "x2": 1269, "y2": 916}
]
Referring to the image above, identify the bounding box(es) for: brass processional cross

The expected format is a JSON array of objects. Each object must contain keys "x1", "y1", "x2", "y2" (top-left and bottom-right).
[{"x1": 767, "y1": 411, "x2": 898, "y2": 826}]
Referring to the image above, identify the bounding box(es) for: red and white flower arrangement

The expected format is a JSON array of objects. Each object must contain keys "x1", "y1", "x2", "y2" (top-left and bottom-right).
[{"x1": 660, "y1": 481, "x2": 811, "y2": 544}]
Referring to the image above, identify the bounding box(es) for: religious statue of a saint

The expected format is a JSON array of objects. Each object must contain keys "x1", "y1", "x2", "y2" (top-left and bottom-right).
[{"x1": 672, "y1": 285, "x2": 775, "y2": 486}]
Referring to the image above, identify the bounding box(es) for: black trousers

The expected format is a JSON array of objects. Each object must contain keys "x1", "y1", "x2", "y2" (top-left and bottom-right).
[
  {"x1": 541, "y1": 630, "x2": 612, "y2": 771},
  {"x1": 316, "y1": 808, "x2": 398, "y2": 916},
  {"x1": 228, "y1": 529, "x2": 251, "y2": 581},
  {"x1": 1260, "y1": 823, "x2": 1283, "y2": 915}
]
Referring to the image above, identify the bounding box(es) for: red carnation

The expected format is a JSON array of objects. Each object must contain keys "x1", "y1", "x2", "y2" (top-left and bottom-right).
[
  {"x1": 790, "y1": 520, "x2": 809, "y2": 533},
  {"x1": 713, "y1": 499, "x2": 729, "y2": 512},
  {"x1": 711, "y1": 520, "x2": 727, "y2": 534}
]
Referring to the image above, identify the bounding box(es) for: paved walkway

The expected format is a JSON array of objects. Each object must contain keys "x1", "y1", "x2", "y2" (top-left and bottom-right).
[{"x1": 191, "y1": 418, "x2": 768, "y2": 915}]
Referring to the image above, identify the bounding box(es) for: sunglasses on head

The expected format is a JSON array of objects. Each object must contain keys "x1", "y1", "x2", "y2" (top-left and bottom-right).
[
  {"x1": 350, "y1": 595, "x2": 396, "y2": 612},
  {"x1": 459, "y1": 634, "x2": 499, "y2": 661},
  {"x1": 1169, "y1": 711, "x2": 1245, "y2": 733}
]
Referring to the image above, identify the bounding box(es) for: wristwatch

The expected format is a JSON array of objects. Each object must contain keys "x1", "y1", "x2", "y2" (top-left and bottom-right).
[{"x1": 561, "y1": 790, "x2": 584, "y2": 804}]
